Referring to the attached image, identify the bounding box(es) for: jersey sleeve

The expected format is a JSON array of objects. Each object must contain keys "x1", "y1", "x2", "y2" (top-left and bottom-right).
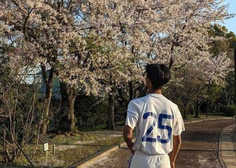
[
  {"x1": 173, "y1": 106, "x2": 185, "y2": 136},
  {"x1": 125, "y1": 100, "x2": 140, "y2": 129}
]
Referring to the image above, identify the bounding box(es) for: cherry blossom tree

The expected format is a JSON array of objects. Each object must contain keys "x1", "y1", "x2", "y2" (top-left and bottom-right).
[{"x1": 0, "y1": 0, "x2": 234, "y2": 132}]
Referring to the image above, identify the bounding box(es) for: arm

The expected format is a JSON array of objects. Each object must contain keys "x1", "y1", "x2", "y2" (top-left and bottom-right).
[
  {"x1": 169, "y1": 135, "x2": 182, "y2": 168},
  {"x1": 123, "y1": 125, "x2": 135, "y2": 155}
]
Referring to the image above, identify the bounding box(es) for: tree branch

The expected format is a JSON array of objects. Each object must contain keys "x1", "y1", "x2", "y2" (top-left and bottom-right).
[
  {"x1": 67, "y1": 0, "x2": 73, "y2": 9},
  {"x1": 11, "y1": 0, "x2": 28, "y2": 15},
  {"x1": 23, "y1": 7, "x2": 35, "y2": 40}
]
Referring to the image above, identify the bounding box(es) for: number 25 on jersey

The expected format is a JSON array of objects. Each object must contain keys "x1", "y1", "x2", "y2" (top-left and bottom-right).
[{"x1": 142, "y1": 112, "x2": 173, "y2": 144}]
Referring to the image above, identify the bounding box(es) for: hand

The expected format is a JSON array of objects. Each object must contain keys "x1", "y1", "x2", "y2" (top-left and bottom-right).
[
  {"x1": 128, "y1": 142, "x2": 135, "y2": 155},
  {"x1": 129, "y1": 147, "x2": 135, "y2": 155},
  {"x1": 171, "y1": 162, "x2": 175, "y2": 168}
]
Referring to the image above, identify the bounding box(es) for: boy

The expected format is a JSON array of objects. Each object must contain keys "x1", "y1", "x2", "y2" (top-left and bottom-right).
[{"x1": 123, "y1": 64, "x2": 185, "y2": 168}]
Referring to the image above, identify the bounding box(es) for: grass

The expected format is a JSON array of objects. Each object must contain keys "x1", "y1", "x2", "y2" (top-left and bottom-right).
[
  {"x1": 52, "y1": 133, "x2": 98, "y2": 145},
  {"x1": 9, "y1": 131, "x2": 124, "y2": 167},
  {"x1": 79, "y1": 124, "x2": 107, "y2": 132}
]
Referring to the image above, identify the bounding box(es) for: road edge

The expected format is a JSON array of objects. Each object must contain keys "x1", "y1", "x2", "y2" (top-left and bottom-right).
[{"x1": 219, "y1": 123, "x2": 236, "y2": 168}]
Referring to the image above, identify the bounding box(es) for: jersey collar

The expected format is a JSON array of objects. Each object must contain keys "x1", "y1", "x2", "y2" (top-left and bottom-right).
[{"x1": 148, "y1": 93, "x2": 163, "y2": 97}]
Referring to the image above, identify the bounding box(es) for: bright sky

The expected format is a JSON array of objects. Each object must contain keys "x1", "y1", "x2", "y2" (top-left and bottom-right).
[{"x1": 222, "y1": 0, "x2": 236, "y2": 34}]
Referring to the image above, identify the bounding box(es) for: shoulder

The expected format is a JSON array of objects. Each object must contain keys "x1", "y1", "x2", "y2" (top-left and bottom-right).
[
  {"x1": 161, "y1": 96, "x2": 182, "y2": 118},
  {"x1": 162, "y1": 97, "x2": 183, "y2": 119},
  {"x1": 128, "y1": 95, "x2": 149, "y2": 112},
  {"x1": 161, "y1": 95, "x2": 178, "y2": 109},
  {"x1": 130, "y1": 95, "x2": 150, "y2": 106}
]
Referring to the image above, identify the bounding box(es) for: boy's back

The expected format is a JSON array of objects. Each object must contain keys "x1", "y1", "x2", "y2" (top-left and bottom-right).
[{"x1": 126, "y1": 93, "x2": 185, "y2": 155}]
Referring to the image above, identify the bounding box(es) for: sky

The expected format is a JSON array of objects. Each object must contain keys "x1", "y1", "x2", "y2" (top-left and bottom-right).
[{"x1": 222, "y1": 0, "x2": 236, "y2": 34}]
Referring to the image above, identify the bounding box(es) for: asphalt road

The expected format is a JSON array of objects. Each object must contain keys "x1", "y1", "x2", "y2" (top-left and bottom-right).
[{"x1": 89, "y1": 119, "x2": 235, "y2": 168}]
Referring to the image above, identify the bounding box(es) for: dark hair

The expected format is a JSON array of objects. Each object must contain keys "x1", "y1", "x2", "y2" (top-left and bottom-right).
[{"x1": 145, "y1": 64, "x2": 171, "y2": 89}]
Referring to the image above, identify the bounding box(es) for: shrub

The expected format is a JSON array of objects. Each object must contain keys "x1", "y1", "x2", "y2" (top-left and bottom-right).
[{"x1": 220, "y1": 105, "x2": 236, "y2": 117}]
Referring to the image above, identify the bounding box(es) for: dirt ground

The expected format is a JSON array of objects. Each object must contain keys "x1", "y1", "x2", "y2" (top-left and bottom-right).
[{"x1": 89, "y1": 119, "x2": 235, "y2": 168}]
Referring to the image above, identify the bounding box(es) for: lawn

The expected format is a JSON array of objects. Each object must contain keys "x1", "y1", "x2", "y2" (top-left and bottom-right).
[{"x1": 4, "y1": 129, "x2": 124, "y2": 167}]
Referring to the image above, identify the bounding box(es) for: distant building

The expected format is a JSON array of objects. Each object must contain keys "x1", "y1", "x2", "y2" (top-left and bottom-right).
[
  {"x1": 23, "y1": 67, "x2": 61, "y2": 99},
  {"x1": 39, "y1": 70, "x2": 61, "y2": 100}
]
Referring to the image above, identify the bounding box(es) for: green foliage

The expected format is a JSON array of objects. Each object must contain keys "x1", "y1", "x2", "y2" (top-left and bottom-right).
[
  {"x1": 208, "y1": 83, "x2": 224, "y2": 102},
  {"x1": 75, "y1": 95, "x2": 108, "y2": 127},
  {"x1": 209, "y1": 24, "x2": 236, "y2": 59},
  {"x1": 220, "y1": 105, "x2": 236, "y2": 117}
]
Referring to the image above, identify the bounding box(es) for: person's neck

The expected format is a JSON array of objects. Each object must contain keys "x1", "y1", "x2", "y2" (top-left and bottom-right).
[{"x1": 148, "y1": 89, "x2": 162, "y2": 94}]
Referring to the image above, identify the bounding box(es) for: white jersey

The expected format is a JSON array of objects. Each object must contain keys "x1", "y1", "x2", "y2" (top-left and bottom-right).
[{"x1": 125, "y1": 93, "x2": 185, "y2": 155}]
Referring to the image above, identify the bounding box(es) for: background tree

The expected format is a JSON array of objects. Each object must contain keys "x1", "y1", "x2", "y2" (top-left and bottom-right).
[{"x1": 0, "y1": 31, "x2": 44, "y2": 163}]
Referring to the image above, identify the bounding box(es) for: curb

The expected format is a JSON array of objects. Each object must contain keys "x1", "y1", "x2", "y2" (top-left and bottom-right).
[
  {"x1": 68, "y1": 142, "x2": 127, "y2": 168},
  {"x1": 184, "y1": 117, "x2": 233, "y2": 125},
  {"x1": 219, "y1": 124, "x2": 236, "y2": 168},
  {"x1": 219, "y1": 128, "x2": 227, "y2": 168},
  {"x1": 71, "y1": 117, "x2": 233, "y2": 168},
  {"x1": 185, "y1": 118, "x2": 219, "y2": 125}
]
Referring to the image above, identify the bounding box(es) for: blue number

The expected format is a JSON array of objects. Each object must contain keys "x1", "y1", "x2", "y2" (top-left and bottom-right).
[
  {"x1": 142, "y1": 112, "x2": 157, "y2": 142},
  {"x1": 142, "y1": 113, "x2": 173, "y2": 144},
  {"x1": 157, "y1": 114, "x2": 174, "y2": 144}
]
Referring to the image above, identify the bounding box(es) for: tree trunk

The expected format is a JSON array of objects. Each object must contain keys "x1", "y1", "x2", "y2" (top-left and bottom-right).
[
  {"x1": 68, "y1": 90, "x2": 77, "y2": 132},
  {"x1": 183, "y1": 101, "x2": 188, "y2": 119},
  {"x1": 58, "y1": 82, "x2": 69, "y2": 132},
  {"x1": 58, "y1": 83, "x2": 77, "y2": 133},
  {"x1": 107, "y1": 93, "x2": 116, "y2": 131},
  {"x1": 123, "y1": 81, "x2": 134, "y2": 121},
  {"x1": 42, "y1": 89, "x2": 53, "y2": 135},
  {"x1": 206, "y1": 103, "x2": 209, "y2": 118},
  {"x1": 129, "y1": 81, "x2": 133, "y2": 101},
  {"x1": 41, "y1": 66, "x2": 54, "y2": 135},
  {"x1": 194, "y1": 102, "x2": 200, "y2": 118},
  {"x1": 124, "y1": 101, "x2": 129, "y2": 122},
  {"x1": 59, "y1": 82, "x2": 68, "y2": 116},
  {"x1": 107, "y1": 72, "x2": 116, "y2": 131}
]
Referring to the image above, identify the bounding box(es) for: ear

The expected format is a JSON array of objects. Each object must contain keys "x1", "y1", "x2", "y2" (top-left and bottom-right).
[
  {"x1": 146, "y1": 77, "x2": 151, "y2": 87},
  {"x1": 148, "y1": 77, "x2": 152, "y2": 83}
]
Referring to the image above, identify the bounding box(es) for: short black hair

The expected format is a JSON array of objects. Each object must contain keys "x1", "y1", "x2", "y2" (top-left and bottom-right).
[{"x1": 145, "y1": 64, "x2": 171, "y2": 90}]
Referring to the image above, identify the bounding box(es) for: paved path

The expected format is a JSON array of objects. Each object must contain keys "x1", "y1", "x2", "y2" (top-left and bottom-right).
[{"x1": 88, "y1": 119, "x2": 235, "y2": 168}]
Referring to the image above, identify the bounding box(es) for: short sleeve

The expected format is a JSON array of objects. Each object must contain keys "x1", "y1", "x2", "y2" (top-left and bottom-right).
[
  {"x1": 125, "y1": 100, "x2": 139, "y2": 129},
  {"x1": 173, "y1": 106, "x2": 185, "y2": 136}
]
